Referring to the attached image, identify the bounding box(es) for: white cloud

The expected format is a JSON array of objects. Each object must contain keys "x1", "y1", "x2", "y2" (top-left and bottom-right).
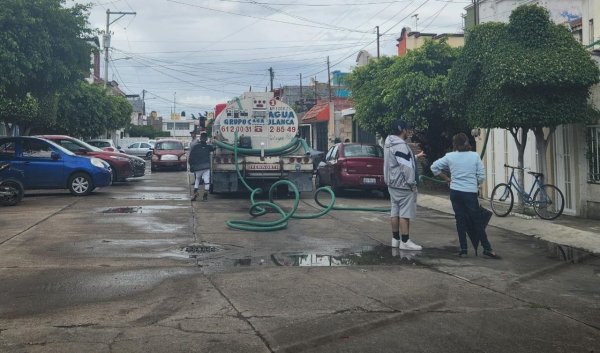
[{"x1": 74, "y1": 0, "x2": 468, "y2": 115}]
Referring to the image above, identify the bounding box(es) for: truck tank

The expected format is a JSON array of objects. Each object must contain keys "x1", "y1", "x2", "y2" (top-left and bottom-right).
[{"x1": 211, "y1": 92, "x2": 313, "y2": 194}]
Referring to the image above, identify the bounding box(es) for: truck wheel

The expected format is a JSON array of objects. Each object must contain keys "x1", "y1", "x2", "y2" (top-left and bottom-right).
[{"x1": 315, "y1": 174, "x2": 323, "y2": 187}]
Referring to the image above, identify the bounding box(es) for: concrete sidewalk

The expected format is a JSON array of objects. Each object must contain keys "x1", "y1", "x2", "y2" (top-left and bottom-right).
[{"x1": 418, "y1": 193, "x2": 600, "y2": 255}]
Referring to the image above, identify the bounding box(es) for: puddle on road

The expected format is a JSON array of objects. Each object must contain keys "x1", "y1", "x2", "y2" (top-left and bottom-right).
[
  {"x1": 100, "y1": 205, "x2": 187, "y2": 214},
  {"x1": 194, "y1": 245, "x2": 425, "y2": 273},
  {"x1": 111, "y1": 193, "x2": 189, "y2": 201},
  {"x1": 132, "y1": 186, "x2": 186, "y2": 192}
]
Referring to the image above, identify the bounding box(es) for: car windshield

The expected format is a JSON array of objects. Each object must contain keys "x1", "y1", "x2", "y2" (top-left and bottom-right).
[
  {"x1": 90, "y1": 141, "x2": 110, "y2": 148},
  {"x1": 155, "y1": 141, "x2": 183, "y2": 150},
  {"x1": 343, "y1": 144, "x2": 383, "y2": 158},
  {"x1": 72, "y1": 139, "x2": 103, "y2": 152},
  {"x1": 42, "y1": 139, "x2": 75, "y2": 156}
]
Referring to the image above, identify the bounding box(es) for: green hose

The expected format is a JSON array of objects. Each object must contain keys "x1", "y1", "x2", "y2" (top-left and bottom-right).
[{"x1": 223, "y1": 133, "x2": 391, "y2": 232}]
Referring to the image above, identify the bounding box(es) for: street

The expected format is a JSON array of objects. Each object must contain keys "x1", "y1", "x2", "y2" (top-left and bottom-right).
[{"x1": 0, "y1": 169, "x2": 598, "y2": 353}]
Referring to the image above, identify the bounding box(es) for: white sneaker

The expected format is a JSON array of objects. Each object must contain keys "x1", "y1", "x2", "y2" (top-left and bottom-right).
[
  {"x1": 399, "y1": 239, "x2": 422, "y2": 251},
  {"x1": 391, "y1": 238, "x2": 400, "y2": 248}
]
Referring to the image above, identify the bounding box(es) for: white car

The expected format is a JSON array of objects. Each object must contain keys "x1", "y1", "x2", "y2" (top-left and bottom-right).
[{"x1": 123, "y1": 142, "x2": 154, "y2": 159}]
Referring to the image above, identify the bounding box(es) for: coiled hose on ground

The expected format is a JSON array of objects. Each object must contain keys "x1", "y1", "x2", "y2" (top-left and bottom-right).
[{"x1": 222, "y1": 133, "x2": 445, "y2": 231}]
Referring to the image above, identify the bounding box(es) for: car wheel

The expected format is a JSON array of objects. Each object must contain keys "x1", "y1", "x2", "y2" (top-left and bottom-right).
[
  {"x1": 146, "y1": 151, "x2": 152, "y2": 159},
  {"x1": 111, "y1": 166, "x2": 118, "y2": 185},
  {"x1": 382, "y1": 189, "x2": 390, "y2": 199},
  {"x1": 68, "y1": 173, "x2": 93, "y2": 196},
  {"x1": 0, "y1": 180, "x2": 24, "y2": 206},
  {"x1": 151, "y1": 165, "x2": 157, "y2": 172},
  {"x1": 331, "y1": 177, "x2": 342, "y2": 194}
]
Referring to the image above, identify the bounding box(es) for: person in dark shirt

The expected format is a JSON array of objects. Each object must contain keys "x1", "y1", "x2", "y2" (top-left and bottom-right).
[{"x1": 188, "y1": 132, "x2": 215, "y2": 201}]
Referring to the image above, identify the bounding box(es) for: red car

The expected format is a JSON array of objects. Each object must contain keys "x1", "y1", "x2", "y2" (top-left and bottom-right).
[
  {"x1": 38, "y1": 135, "x2": 134, "y2": 183},
  {"x1": 315, "y1": 143, "x2": 386, "y2": 195},
  {"x1": 151, "y1": 139, "x2": 187, "y2": 172}
]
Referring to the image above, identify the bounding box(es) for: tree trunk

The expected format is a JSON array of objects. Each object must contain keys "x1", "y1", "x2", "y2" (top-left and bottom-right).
[
  {"x1": 532, "y1": 126, "x2": 556, "y2": 187},
  {"x1": 509, "y1": 127, "x2": 529, "y2": 210}
]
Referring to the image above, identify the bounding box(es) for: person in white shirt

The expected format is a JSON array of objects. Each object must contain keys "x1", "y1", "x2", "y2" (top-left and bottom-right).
[{"x1": 431, "y1": 133, "x2": 500, "y2": 259}]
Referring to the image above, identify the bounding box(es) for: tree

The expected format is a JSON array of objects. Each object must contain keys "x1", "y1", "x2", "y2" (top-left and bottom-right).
[
  {"x1": 128, "y1": 125, "x2": 170, "y2": 139},
  {"x1": 38, "y1": 81, "x2": 133, "y2": 139},
  {"x1": 348, "y1": 56, "x2": 395, "y2": 136},
  {"x1": 448, "y1": 4, "x2": 600, "y2": 189},
  {"x1": 0, "y1": 0, "x2": 92, "y2": 134},
  {"x1": 349, "y1": 41, "x2": 467, "y2": 164}
]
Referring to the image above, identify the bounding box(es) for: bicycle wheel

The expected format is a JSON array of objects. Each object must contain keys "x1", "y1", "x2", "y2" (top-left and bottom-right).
[
  {"x1": 533, "y1": 184, "x2": 564, "y2": 220},
  {"x1": 490, "y1": 183, "x2": 514, "y2": 217}
]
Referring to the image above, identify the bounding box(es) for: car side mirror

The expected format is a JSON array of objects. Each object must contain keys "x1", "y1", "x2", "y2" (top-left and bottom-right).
[{"x1": 51, "y1": 152, "x2": 60, "y2": 160}]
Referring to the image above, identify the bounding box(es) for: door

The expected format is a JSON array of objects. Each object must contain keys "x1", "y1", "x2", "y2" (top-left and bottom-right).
[
  {"x1": 18, "y1": 139, "x2": 64, "y2": 188},
  {"x1": 126, "y1": 143, "x2": 141, "y2": 156},
  {"x1": 554, "y1": 125, "x2": 577, "y2": 215}
]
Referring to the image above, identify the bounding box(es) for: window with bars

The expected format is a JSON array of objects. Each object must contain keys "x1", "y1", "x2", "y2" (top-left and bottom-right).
[{"x1": 588, "y1": 125, "x2": 600, "y2": 183}]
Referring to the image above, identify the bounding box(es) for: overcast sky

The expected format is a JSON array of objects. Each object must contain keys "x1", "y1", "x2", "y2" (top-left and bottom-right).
[{"x1": 72, "y1": 0, "x2": 469, "y2": 117}]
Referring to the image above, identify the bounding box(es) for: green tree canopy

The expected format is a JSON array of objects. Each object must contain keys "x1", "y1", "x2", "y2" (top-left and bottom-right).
[
  {"x1": 349, "y1": 40, "x2": 467, "y2": 163},
  {"x1": 448, "y1": 4, "x2": 600, "y2": 181},
  {"x1": 0, "y1": 0, "x2": 92, "y2": 134},
  {"x1": 38, "y1": 82, "x2": 133, "y2": 139}
]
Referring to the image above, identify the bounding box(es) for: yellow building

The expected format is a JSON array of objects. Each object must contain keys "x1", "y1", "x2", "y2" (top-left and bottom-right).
[{"x1": 396, "y1": 27, "x2": 464, "y2": 56}]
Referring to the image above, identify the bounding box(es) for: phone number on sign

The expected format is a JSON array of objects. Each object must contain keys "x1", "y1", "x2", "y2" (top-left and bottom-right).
[
  {"x1": 221, "y1": 126, "x2": 297, "y2": 133},
  {"x1": 270, "y1": 126, "x2": 296, "y2": 133}
]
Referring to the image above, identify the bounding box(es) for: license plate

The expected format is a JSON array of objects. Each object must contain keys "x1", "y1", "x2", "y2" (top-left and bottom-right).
[
  {"x1": 363, "y1": 177, "x2": 376, "y2": 184},
  {"x1": 246, "y1": 164, "x2": 280, "y2": 171}
]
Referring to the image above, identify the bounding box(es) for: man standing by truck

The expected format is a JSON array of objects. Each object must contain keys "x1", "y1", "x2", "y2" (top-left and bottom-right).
[
  {"x1": 384, "y1": 120, "x2": 425, "y2": 250},
  {"x1": 189, "y1": 131, "x2": 215, "y2": 201}
]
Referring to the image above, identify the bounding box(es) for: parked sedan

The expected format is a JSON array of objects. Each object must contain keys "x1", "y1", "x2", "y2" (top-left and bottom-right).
[
  {"x1": 151, "y1": 139, "x2": 187, "y2": 172},
  {"x1": 86, "y1": 139, "x2": 123, "y2": 153},
  {"x1": 315, "y1": 143, "x2": 386, "y2": 195},
  {"x1": 0, "y1": 137, "x2": 112, "y2": 196},
  {"x1": 123, "y1": 142, "x2": 154, "y2": 159},
  {"x1": 38, "y1": 135, "x2": 135, "y2": 183}
]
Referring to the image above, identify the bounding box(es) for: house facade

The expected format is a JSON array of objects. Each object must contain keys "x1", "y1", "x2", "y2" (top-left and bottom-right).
[
  {"x1": 396, "y1": 27, "x2": 464, "y2": 56},
  {"x1": 469, "y1": 0, "x2": 600, "y2": 219}
]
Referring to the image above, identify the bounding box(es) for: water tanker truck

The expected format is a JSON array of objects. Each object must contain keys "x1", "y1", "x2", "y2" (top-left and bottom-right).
[{"x1": 211, "y1": 92, "x2": 313, "y2": 194}]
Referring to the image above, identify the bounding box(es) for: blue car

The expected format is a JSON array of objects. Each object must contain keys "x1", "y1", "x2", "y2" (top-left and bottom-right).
[{"x1": 0, "y1": 136, "x2": 112, "y2": 196}]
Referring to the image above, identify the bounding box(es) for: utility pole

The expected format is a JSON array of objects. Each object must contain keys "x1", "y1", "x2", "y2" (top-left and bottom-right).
[
  {"x1": 299, "y1": 73, "x2": 303, "y2": 106},
  {"x1": 472, "y1": 0, "x2": 480, "y2": 25},
  {"x1": 412, "y1": 14, "x2": 419, "y2": 31},
  {"x1": 104, "y1": 9, "x2": 136, "y2": 88},
  {"x1": 173, "y1": 92, "x2": 176, "y2": 115},
  {"x1": 376, "y1": 26, "x2": 380, "y2": 58},
  {"x1": 142, "y1": 89, "x2": 146, "y2": 115},
  {"x1": 314, "y1": 78, "x2": 317, "y2": 101},
  {"x1": 327, "y1": 56, "x2": 332, "y2": 102},
  {"x1": 268, "y1": 67, "x2": 274, "y2": 92}
]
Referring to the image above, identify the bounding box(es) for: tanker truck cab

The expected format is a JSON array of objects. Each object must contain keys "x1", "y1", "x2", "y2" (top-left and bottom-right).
[{"x1": 211, "y1": 92, "x2": 313, "y2": 194}]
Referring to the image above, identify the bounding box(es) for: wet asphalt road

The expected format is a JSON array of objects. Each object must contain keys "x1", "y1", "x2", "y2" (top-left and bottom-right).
[{"x1": 0, "y1": 169, "x2": 598, "y2": 352}]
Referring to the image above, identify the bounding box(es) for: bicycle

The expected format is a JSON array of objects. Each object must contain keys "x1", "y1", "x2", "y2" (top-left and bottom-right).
[{"x1": 490, "y1": 164, "x2": 565, "y2": 220}]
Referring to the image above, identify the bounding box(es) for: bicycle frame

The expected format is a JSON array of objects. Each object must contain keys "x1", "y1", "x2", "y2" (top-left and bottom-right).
[{"x1": 505, "y1": 168, "x2": 548, "y2": 206}]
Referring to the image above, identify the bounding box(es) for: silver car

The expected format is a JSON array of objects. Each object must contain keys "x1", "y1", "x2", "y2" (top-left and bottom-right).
[{"x1": 123, "y1": 142, "x2": 154, "y2": 159}]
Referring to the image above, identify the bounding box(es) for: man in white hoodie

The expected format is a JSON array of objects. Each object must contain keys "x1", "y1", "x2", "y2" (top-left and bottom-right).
[{"x1": 384, "y1": 120, "x2": 425, "y2": 250}]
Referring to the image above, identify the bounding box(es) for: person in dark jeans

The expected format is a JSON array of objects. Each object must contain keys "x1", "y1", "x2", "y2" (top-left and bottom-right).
[
  {"x1": 188, "y1": 132, "x2": 215, "y2": 201},
  {"x1": 430, "y1": 133, "x2": 501, "y2": 259}
]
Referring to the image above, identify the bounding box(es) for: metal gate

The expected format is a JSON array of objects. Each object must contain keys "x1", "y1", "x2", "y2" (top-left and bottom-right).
[{"x1": 315, "y1": 122, "x2": 328, "y2": 152}]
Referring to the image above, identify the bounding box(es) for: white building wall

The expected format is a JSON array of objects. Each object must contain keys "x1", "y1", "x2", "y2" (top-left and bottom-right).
[{"x1": 478, "y1": 0, "x2": 582, "y2": 24}]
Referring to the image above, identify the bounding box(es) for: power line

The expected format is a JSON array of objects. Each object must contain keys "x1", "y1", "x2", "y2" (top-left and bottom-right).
[{"x1": 166, "y1": 0, "x2": 375, "y2": 34}]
